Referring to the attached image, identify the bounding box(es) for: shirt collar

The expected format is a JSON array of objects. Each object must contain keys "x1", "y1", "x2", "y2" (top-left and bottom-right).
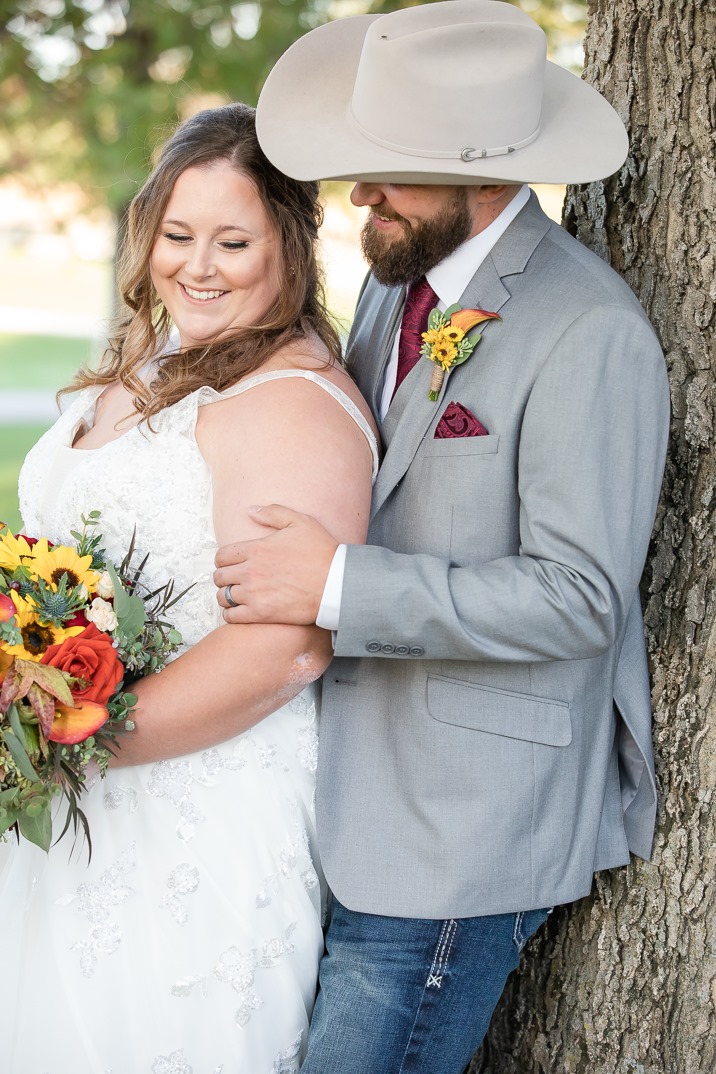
[{"x1": 426, "y1": 184, "x2": 531, "y2": 308}]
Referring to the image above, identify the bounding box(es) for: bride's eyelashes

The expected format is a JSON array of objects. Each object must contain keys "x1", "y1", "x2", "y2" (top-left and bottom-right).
[{"x1": 161, "y1": 232, "x2": 250, "y2": 251}]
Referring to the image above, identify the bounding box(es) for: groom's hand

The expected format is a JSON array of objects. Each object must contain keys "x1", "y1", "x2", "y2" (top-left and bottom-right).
[{"x1": 214, "y1": 505, "x2": 338, "y2": 625}]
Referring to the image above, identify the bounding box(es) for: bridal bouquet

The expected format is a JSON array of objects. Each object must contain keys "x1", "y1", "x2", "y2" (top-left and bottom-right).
[{"x1": 0, "y1": 512, "x2": 184, "y2": 854}]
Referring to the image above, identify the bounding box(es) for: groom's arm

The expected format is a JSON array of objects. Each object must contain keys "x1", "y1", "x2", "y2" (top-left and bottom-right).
[{"x1": 216, "y1": 307, "x2": 669, "y2": 664}]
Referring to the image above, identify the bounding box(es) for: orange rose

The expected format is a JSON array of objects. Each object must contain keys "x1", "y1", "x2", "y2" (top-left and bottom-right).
[{"x1": 41, "y1": 623, "x2": 124, "y2": 706}]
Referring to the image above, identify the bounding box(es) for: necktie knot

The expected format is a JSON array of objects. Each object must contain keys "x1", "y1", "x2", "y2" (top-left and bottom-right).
[{"x1": 393, "y1": 276, "x2": 439, "y2": 399}]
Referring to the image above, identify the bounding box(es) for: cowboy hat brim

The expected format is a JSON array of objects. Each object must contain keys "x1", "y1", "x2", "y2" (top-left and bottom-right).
[{"x1": 256, "y1": 14, "x2": 628, "y2": 186}]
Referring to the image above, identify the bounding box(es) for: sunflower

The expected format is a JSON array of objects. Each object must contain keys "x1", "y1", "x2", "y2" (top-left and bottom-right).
[
  {"x1": 0, "y1": 531, "x2": 50, "y2": 573},
  {"x1": 31, "y1": 545, "x2": 99, "y2": 594},
  {"x1": 430, "y1": 341, "x2": 458, "y2": 369},
  {"x1": 421, "y1": 327, "x2": 444, "y2": 348},
  {"x1": 1, "y1": 591, "x2": 85, "y2": 662},
  {"x1": 443, "y1": 325, "x2": 465, "y2": 344}
]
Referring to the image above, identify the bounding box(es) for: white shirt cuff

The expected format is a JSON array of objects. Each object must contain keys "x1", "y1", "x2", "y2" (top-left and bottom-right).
[{"x1": 316, "y1": 543, "x2": 347, "y2": 632}]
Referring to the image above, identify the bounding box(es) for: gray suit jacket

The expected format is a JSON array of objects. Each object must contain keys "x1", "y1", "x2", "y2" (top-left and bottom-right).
[{"x1": 318, "y1": 193, "x2": 670, "y2": 918}]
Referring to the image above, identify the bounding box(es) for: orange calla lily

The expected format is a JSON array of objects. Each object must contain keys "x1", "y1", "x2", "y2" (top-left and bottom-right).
[
  {"x1": 48, "y1": 700, "x2": 109, "y2": 745},
  {"x1": 0, "y1": 648, "x2": 12, "y2": 688},
  {"x1": 449, "y1": 308, "x2": 501, "y2": 333}
]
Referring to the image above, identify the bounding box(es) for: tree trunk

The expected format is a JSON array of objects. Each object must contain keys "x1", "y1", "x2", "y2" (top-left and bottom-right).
[{"x1": 470, "y1": 1, "x2": 716, "y2": 1071}]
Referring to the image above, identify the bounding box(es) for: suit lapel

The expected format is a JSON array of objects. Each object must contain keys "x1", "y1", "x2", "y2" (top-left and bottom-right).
[
  {"x1": 349, "y1": 284, "x2": 405, "y2": 420},
  {"x1": 370, "y1": 194, "x2": 552, "y2": 521}
]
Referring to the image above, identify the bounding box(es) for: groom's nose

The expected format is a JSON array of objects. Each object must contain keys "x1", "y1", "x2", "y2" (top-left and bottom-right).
[{"x1": 350, "y1": 182, "x2": 386, "y2": 207}]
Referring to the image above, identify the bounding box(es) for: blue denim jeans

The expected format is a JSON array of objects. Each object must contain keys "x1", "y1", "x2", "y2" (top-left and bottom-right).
[{"x1": 301, "y1": 899, "x2": 550, "y2": 1074}]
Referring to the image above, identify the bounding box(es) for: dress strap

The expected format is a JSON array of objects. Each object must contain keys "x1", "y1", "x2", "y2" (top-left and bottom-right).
[{"x1": 206, "y1": 369, "x2": 380, "y2": 481}]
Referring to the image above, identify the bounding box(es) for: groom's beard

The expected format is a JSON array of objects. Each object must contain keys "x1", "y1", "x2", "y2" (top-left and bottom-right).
[{"x1": 360, "y1": 189, "x2": 472, "y2": 287}]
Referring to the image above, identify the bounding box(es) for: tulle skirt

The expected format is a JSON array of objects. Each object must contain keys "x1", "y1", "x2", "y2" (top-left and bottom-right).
[{"x1": 1, "y1": 686, "x2": 324, "y2": 1074}]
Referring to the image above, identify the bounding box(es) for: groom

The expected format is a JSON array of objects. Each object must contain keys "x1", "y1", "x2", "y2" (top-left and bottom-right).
[{"x1": 215, "y1": 2, "x2": 670, "y2": 1070}]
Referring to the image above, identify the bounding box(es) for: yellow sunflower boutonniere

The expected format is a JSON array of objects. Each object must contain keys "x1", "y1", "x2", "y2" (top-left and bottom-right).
[{"x1": 421, "y1": 304, "x2": 501, "y2": 400}]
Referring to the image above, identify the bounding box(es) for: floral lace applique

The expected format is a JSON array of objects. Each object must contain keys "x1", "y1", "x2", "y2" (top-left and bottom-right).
[
  {"x1": 160, "y1": 863, "x2": 201, "y2": 925},
  {"x1": 71, "y1": 844, "x2": 137, "y2": 977},
  {"x1": 104, "y1": 785, "x2": 139, "y2": 812},
  {"x1": 151, "y1": 1049, "x2": 193, "y2": 1074},
  {"x1": 292, "y1": 696, "x2": 319, "y2": 775},
  {"x1": 193, "y1": 743, "x2": 249, "y2": 787},
  {"x1": 173, "y1": 924, "x2": 297, "y2": 1031},
  {"x1": 256, "y1": 806, "x2": 316, "y2": 909},
  {"x1": 272, "y1": 1030, "x2": 303, "y2": 1074},
  {"x1": 146, "y1": 760, "x2": 206, "y2": 841}
]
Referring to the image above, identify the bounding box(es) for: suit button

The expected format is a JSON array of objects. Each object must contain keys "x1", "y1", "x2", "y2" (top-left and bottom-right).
[
  {"x1": 366, "y1": 641, "x2": 381, "y2": 653},
  {"x1": 395, "y1": 645, "x2": 410, "y2": 655},
  {"x1": 409, "y1": 646, "x2": 425, "y2": 656},
  {"x1": 381, "y1": 643, "x2": 395, "y2": 654}
]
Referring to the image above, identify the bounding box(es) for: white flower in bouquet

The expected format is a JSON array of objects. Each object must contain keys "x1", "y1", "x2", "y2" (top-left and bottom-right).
[{"x1": 86, "y1": 597, "x2": 118, "y2": 633}]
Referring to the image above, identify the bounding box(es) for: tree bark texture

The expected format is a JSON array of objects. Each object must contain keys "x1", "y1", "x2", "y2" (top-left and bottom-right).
[{"x1": 470, "y1": 1, "x2": 716, "y2": 1071}]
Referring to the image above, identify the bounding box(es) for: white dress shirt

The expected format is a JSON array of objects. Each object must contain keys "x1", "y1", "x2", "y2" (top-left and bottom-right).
[{"x1": 317, "y1": 185, "x2": 530, "y2": 631}]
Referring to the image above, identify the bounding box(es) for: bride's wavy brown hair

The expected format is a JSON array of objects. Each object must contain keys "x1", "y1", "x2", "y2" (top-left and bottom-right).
[{"x1": 61, "y1": 103, "x2": 341, "y2": 419}]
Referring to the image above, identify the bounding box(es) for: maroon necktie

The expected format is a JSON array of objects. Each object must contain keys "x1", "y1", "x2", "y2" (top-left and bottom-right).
[{"x1": 392, "y1": 276, "x2": 439, "y2": 398}]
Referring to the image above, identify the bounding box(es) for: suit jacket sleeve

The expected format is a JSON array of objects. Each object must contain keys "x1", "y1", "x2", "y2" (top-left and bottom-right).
[{"x1": 334, "y1": 304, "x2": 670, "y2": 662}]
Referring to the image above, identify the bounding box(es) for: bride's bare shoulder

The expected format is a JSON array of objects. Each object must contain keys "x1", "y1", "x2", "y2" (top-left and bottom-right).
[{"x1": 271, "y1": 335, "x2": 377, "y2": 435}]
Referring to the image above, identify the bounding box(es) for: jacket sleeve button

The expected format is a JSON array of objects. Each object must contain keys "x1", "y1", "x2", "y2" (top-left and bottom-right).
[
  {"x1": 395, "y1": 645, "x2": 410, "y2": 655},
  {"x1": 366, "y1": 640, "x2": 382, "y2": 653},
  {"x1": 381, "y1": 643, "x2": 395, "y2": 653},
  {"x1": 409, "y1": 646, "x2": 425, "y2": 656}
]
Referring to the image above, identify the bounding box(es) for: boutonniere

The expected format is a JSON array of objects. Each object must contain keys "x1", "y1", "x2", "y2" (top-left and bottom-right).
[{"x1": 420, "y1": 305, "x2": 500, "y2": 400}]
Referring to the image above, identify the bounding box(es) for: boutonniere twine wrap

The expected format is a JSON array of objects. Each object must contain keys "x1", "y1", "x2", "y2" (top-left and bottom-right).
[{"x1": 421, "y1": 305, "x2": 500, "y2": 400}]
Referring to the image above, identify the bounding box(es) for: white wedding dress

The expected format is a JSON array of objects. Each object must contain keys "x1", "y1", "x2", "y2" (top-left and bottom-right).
[{"x1": 1, "y1": 370, "x2": 378, "y2": 1074}]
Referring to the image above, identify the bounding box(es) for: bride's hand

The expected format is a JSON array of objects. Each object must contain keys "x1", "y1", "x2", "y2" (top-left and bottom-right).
[{"x1": 214, "y1": 504, "x2": 338, "y2": 625}]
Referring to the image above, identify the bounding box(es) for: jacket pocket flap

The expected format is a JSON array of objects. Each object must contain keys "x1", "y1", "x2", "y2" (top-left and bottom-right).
[
  {"x1": 422, "y1": 433, "x2": 500, "y2": 457},
  {"x1": 427, "y1": 674, "x2": 572, "y2": 746}
]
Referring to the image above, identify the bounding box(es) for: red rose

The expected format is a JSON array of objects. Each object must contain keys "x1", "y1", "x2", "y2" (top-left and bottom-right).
[
  {"x1": 66, "y1": 610, "x2": 89, "y2": 630},
  {"x1": 41, "y1": 623, "x2": 124, "y2": 706},
  {"x1": 17, "y1": 534, "x2": 53, "y2": 549}
]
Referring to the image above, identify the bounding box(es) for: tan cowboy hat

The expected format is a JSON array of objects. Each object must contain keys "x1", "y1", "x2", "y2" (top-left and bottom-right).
[{"x1": 256, "y1": 0, "x2": 628, "y2": 185}]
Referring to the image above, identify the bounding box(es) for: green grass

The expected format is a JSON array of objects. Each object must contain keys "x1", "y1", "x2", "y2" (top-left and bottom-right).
[
  {"x1": 0, "y1": 334, "x2": 100, "y2": 392},
  {"x1": 0, "y1": 423, "x2": 50, "y2": 533}
]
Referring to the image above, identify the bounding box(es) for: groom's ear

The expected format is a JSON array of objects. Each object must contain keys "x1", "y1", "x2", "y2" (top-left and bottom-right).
[{"x1": 468, "y1": 183, "x2": 523, "y2": 235}]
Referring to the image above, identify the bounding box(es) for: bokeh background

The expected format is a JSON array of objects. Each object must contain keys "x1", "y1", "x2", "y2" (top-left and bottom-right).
[{"x1": 0, "y1": 0, "x2": 585, "y2": 531}]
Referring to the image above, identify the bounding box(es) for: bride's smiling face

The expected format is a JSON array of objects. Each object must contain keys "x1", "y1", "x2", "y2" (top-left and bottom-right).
[{"x1": 150, "y1": 161, "x2": 279, "y2": 349}]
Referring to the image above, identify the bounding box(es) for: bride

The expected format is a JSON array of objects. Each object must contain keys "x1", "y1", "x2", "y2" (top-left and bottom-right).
[{"x1": 1, "y1": 102, "x2": 377, "y2": 1073}]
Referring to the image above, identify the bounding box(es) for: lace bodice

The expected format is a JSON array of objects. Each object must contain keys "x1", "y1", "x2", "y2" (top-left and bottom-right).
[{"x1": 19, "y1": 371, "x2": 379, "y2": 651}]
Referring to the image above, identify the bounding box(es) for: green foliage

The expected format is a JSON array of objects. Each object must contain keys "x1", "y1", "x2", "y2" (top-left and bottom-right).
[
  {"x1": 0, "y1": 334, "x2": 96, "y2": 392},
  {"x1": 0, "y1": 423, "x2": 50, "y2": 533},
  {"x1": 1, "y1": 0, "x2": 336, "y2": 212}
]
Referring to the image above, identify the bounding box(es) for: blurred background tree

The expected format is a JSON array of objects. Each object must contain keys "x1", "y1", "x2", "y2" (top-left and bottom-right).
[
  {"x1": 0, "y1": 0, "x2": 337, "y2": 218},
  {"x1": 0, "y1": 0, "x2": 585, "y2": 223}
]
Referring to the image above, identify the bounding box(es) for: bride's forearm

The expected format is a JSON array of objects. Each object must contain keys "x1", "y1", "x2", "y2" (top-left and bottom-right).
[{"x1": 110, "y1": 622, "x2": 332, "y2": 766}]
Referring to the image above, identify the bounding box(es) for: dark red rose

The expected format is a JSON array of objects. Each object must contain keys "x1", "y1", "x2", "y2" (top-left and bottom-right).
[
  {"x1": 41, "y1": 623, "x2": 124, "y2": 706},
  {"x1": 17, "y1": 534, "x2": 53, "y2": 549}
]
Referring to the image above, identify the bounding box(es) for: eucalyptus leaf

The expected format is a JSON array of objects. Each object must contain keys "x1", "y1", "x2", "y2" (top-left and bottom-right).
[
  {"x1": 0, "y1": 810, "x2": 19, "y2": 837},
  {"x1": 452, "y1": 340, "x2": 481, "y2": 367},
  {"x1": 8, "y1": 701, "x2": 25, "y2": 742},
  {"x1": 107, "y1": 562, "x2": 146, "y2": 640},
  {"x1": 3, "y1": 729, "x2": 40, "y2": 782},
  {"x1": 18, "y1": 800, "x2": 52, "y2": 852}
]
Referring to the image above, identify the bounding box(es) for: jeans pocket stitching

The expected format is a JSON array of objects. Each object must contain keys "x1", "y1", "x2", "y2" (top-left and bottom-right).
[
  {"x1": 426, "y1": 919, "x2": 458, "y2": 989},
  {"x1": 512, "y1": 910, "x2": 526, "y2": 952}
]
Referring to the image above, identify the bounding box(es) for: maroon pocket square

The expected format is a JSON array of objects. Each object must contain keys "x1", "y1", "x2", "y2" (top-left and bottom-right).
[{"x1": 434, "y1": 400, "x2": 489, "y2": 438}]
